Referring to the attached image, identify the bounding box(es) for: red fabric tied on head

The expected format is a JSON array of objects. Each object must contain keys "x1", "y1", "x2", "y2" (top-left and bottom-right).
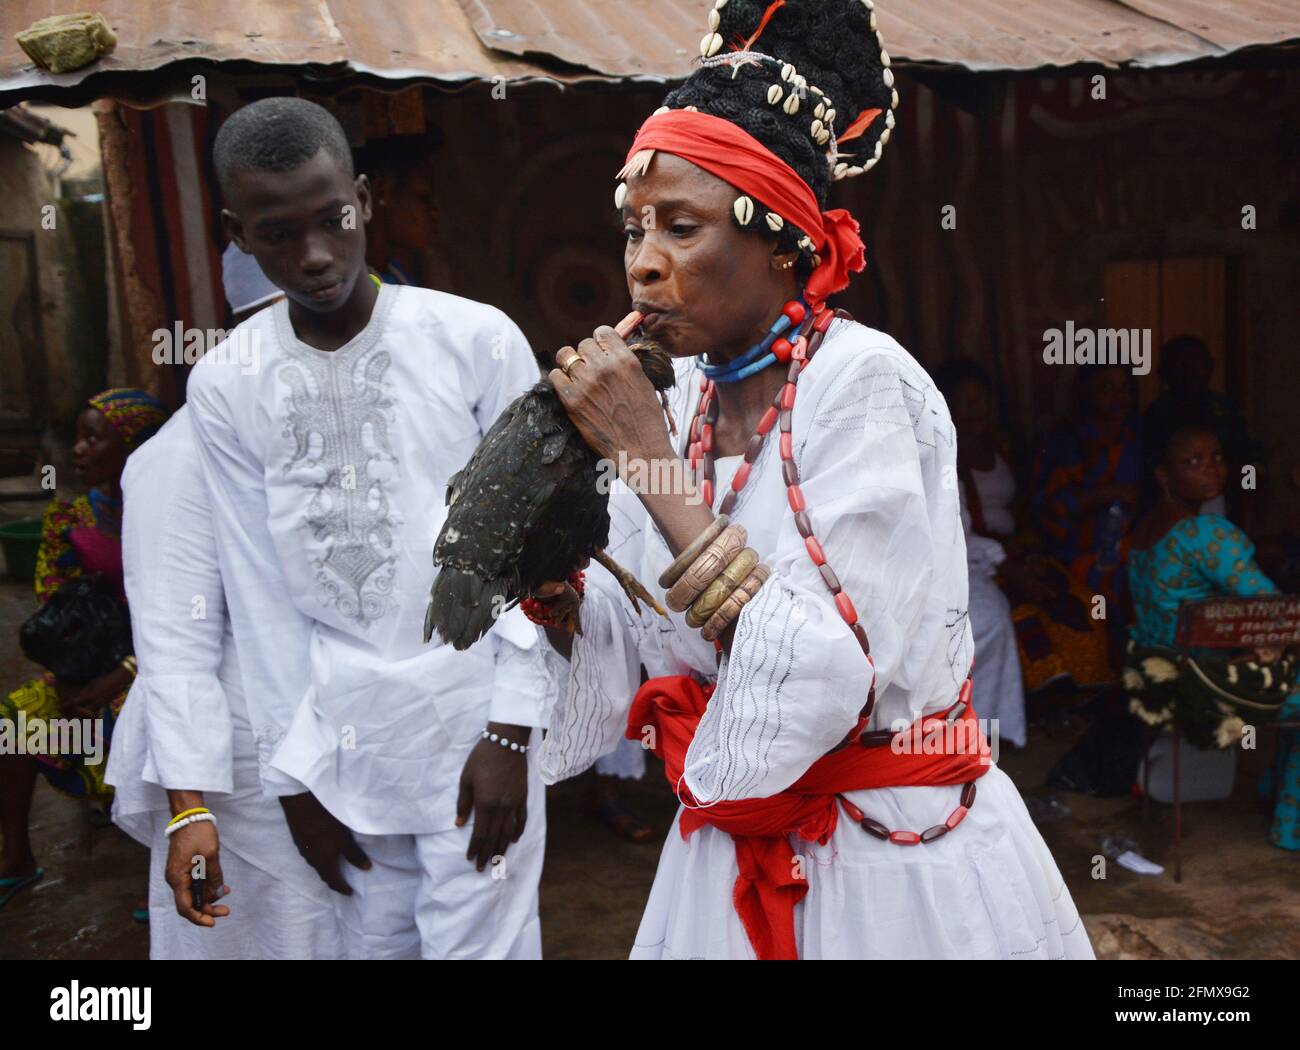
[{"x1": 624, "y1": 109, "x2": 866, "y2": 306}]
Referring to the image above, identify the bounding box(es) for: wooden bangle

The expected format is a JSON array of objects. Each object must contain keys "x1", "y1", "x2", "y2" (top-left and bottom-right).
[
  {"x1": 658, "y1": 514, "x2": 730, "y2": 589},
  {"x1": 701, "y1": 563, "x2": 771, "y2": 642},
  {"x1": 665, "y1": 524, "x2": 747, "y2": 612},
  {"x1": 687, "y1": 547, "x2": 760, "y2": 628}
]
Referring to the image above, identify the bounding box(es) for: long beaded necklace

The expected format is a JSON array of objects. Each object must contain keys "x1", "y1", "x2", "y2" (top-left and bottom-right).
[{"x1": 683, "y1": 300, "x2": 980, "y2": 846}]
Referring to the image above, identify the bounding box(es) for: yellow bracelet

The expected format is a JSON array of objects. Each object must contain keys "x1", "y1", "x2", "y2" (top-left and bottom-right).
[{"x1": 167, "y1": 806, "x2": 210, "y2": 827}]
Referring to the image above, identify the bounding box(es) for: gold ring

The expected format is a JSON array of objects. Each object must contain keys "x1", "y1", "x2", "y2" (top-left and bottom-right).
[{"x1": 556, "y1": 348, "x2": 584, "y2": 377}]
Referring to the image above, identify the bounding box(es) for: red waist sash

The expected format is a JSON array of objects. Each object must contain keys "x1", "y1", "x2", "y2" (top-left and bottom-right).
[{"x1": 627, "y1": 675, "x2": 990, "y2": 960}]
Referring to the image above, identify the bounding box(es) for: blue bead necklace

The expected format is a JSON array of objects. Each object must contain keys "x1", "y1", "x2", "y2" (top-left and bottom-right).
[{"x1": 698, "y1": 296, "x2": 809, "y2": 384}]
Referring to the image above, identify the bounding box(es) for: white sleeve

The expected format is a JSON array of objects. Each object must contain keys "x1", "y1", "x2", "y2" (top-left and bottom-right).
[
  {"x1": 468, "y1": 308, "x2": 541, "y2": 439},
  {"x1": 538, "y1": 482, "x2": 654, "y2": 783},
  {"x1": 682, "y1": 347, "x2": 940, "y2": 803},
  {"x1": 186, "y1": 363, "x2": 314, "y2": 798},
  {"x1": 122, "y1": 417, "x2": 233, "y2": 794}
]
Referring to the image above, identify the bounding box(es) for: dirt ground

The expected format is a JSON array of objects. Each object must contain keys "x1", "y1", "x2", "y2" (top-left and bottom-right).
[{"x1": 0, "y1": 561, "x2": 1296, "y2": 960}]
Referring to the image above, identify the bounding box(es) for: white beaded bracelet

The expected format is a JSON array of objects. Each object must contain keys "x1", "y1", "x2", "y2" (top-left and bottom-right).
[
  {"x1": 164, "y1": 812, "x2": 217, "y2": 837},
  {"x1": 482, "y1": 729, "x2": 529, "y2": 754}
]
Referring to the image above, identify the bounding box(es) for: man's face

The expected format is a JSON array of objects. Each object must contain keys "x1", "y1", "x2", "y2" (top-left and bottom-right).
[{"x1": 222, "y1": 148, "x2": 373, "y2": 315}]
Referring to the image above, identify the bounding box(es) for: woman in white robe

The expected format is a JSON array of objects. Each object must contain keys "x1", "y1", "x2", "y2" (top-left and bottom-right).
[{"x1": 533, "y1": 0, "x2": 1093, "y2": 960}]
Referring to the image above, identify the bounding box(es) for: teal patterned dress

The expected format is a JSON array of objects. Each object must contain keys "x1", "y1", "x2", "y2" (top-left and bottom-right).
[{"x1": 1127, "y1": 514, "x2": 1299, "y2": 850}]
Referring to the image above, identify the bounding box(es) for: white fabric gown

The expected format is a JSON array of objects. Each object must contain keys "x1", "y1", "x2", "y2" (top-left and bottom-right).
[
  {"x1": 108, "y1": 409, "x2": 342, "y2": 959},
  {"x1": 539, "y1": 320, "x2": 1094, "y2": 960}
]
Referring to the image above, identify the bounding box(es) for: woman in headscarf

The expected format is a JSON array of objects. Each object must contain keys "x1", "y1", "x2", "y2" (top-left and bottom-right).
[
  {"x1": 532, "y1": 0, "x2": 1093, "y2": 959},
  {"x1": 0, "y1": 388, "x2": 169, "y2": 908}
]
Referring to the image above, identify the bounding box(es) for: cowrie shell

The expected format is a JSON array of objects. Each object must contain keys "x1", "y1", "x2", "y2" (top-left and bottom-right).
[
  {"x1": 781, "y1": 63, "x2": 795, "y2": 82},
  {"x1": 814, "y1": 101, "x2": 826, "y2": 118},
  {"x1": 708, "y1": 8, "x2": 720, "y2": 31},
  {"x1": 653, "y1": 105, "x2": 670, "y2": 115},
  {"x1": 833, "y1": 162, "x2": 849, "y2": 179},
  {"x1": 825, "y1": 107, "x2": 836, "y2": 125},
  {"x1": 810, "y1": 118, "x2": 824, "y2": 138},
  {"x1": 880, "y1": 48, "x2": 891, "y2": 68},
  {"x1": 733, "y1": 195, "x2": 754, "y2": 225},
  {"x1": 883, "y1": 67, "x2": 895, "y2": 88},
  {"x1": 816, "y1": 129, "x2": 830, "y2": 145},
  {"x1": 863, "y1": 156, "x2": 878, "y2": 171},
  {"x1": 701, "y1": 32, "x2": 723, "y2": 58},
  {"x1": 879, "y1": 127, "x2": 891, "y2": 146},
  {"x1": 768, "y1": 84, "x2": 783, "y2": 105},
  {"x1": 614, "y1": 182, "x2": 628, "y2": 209},
  {"x1": 766, "y1": 212, "x2": 784, "y2": 231},
  {"x1": 886, "y1": 109, "x2": 895, "y2": 128},
  {"x1": 783, "y1": 93, "x2": 800, "y2": 115}
]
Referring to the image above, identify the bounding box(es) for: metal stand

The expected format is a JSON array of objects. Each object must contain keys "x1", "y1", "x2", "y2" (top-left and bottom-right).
[{"x1": 1171, "y1": 720, "x2": 1182, "y2": 883}]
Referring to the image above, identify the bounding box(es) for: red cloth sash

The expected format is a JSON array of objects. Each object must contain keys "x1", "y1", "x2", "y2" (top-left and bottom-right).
[
  {"x1": 624, "y1": 110, "x2": 866, "y2": 306},
  {"x1": 627, "y1": 674, "x2": 990, "y2": 960}
]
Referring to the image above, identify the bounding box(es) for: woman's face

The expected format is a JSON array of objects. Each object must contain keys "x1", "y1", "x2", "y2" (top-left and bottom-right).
[
  {"x1": 1158, "y1": 429, "x2": 1227, "y2": 505},
  {"x1": 621, "y1": 152, "x2": 795, "y2": 359},
  {"x1": 71, "y1": 408, "x2": 127, "y2": 488},
  {"x1": 1085, "y1": 367, "x2": 1135, "y2": 424}
]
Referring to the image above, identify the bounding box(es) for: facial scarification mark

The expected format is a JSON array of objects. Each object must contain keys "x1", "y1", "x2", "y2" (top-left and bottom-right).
[{"x1": 278, "y1": 345, "x2": 399, "y2": 627}]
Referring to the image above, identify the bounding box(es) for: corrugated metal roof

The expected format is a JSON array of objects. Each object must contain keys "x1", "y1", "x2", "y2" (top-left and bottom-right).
[{"x1": 3, "y1": 0, "x2": 1298, "y2": 103}]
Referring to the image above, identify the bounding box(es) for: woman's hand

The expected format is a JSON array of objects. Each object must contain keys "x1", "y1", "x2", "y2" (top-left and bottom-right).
[
  {"x1": 56, "y1": 665, "x2": 131, "y2": 717},
  {"x1": 550, "y1": 326, "x2": 673, "y2": 466}
]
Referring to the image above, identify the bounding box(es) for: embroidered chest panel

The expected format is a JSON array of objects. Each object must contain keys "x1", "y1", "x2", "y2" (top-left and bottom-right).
[{"x1": 276, "y1": 344, "x2": 400, "y2": 628}]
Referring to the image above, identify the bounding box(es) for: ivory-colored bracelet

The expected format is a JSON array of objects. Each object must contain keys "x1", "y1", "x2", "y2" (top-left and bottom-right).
[
  {"x1": 658, "y1": 514, "x2": 730, "y2": 589},
  {"x1": 701, "y1": 564, "x2": 771, "y2": 642},
  {"x1": 120, "y1": 655, "x2": 138, "y2": 677},
  {"x1": 164, "y1": 812, "x2": 217, "y2": 837},
  {"x1": 665, "y1": 524, "x2": 748, "y2": 613},
  {"x1": 687, "y1": 547, "x2": 760, "y2": 628},
  {"x1": 167, "y1": 806, "x2": 210, "y2": 827}
]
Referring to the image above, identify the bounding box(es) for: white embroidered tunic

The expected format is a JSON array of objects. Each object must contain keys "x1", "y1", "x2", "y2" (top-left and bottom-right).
[
  {"x1": 186, "y1": 285, "x2": 550, "y2": 835},
  {"x1": 539, "y1": 319, "x2": 1094, "y2": 959}
]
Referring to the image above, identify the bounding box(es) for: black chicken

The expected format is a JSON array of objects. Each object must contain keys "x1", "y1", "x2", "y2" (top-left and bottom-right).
[{"x1": 424, "y1": 333, "x2": 678, "y2": 651}]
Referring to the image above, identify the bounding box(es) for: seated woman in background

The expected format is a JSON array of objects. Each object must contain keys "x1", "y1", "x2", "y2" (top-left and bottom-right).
[
  {"x1": 0, "y1": 389, "x2": 170, "y2": 908},
  {"x1": 1032, "y1": 363, "x2": 1143, "y2": 668},
  {"x1": 1128, "y1": 420, "x2": 1298, "y2": 851},
  {"x1": 935, "y1": 359, "x2": 1111, "y2": 696}
]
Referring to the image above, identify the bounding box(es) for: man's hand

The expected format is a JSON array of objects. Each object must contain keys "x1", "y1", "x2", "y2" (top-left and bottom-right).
[
  {"x1": 279, "y1": 791, "x2": 371, "y2": 895},
  {"x1": 165, "y1": 819, "x2": 230, "y2": 927},
  {"x1": 456, "y1": 723, "x2": 531, "y2": 872}
]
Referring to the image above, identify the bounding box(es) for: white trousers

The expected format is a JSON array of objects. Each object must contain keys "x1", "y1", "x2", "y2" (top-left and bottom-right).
[{"x1": 330, "y1": 753, "x2": 546, "y2": 960}]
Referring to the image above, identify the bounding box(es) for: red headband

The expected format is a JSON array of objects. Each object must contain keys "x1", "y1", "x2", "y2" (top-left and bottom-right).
[{"x1": 624, "y1": 109, "x2": 866, "y2": 305}]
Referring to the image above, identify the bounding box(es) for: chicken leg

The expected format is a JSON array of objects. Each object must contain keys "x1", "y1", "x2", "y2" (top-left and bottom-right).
[{"x1": 593, "y1": 548, "x2": 669, "y2": 619}]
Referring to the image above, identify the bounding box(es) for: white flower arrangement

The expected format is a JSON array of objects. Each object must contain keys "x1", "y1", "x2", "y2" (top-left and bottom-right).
[
  {"x1": 1128, "y1": 697, "x2": 1172, "y2": 726},
  {"x1": 1214, "y1": 715, "x2": 1246, "y2": 749},
  {"x1": 1139, "y1": 656, "x2": 1180, "y2": 683}
]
